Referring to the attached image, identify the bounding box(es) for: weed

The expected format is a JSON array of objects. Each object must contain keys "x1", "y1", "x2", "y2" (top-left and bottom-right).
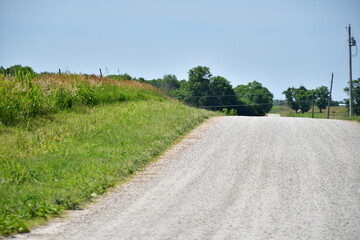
[{"x1": 0, "y1": 214, "x2": 29, "y2": 236}]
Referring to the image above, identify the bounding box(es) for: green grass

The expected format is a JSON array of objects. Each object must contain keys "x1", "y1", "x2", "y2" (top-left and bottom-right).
[
  {"x1": 0, "y1": 100, "x2": 218, "y2": 235},
  {"x1": 0, "y1": 73, "x2": 220, "y2": 236},
  {"x1": 269, "y1": 105, "x2": 292, "y2": 116}
]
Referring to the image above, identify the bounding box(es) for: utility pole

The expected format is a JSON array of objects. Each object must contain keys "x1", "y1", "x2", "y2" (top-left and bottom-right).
[
  {"x1": 99, "y1": 68, "x2": 103, "y2": 78},
  {"x1": 327, "y1": 72, "x2": 334, "y2": 119},
  {"x1": 347, "y1": 24, "x2": 357, "y2": 118},
  {"x1": 312, "y1": 92, "x2": 315, "y2": 118}
]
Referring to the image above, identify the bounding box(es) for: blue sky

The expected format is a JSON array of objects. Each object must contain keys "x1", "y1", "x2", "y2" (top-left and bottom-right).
[{"x1": 1, "y1": 0, "x2": 359, "y2": 100}]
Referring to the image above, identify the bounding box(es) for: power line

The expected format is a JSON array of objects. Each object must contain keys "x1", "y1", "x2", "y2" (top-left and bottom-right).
[
  {"x1": 173, "y1": 93, "x2": 272, "y2": 99},
  {"x1": 196, "y1": 103, "x2": 273, "y2": 108},
  {"x1": 335, "y1": 39, "x2": 348, "y2": 75}
]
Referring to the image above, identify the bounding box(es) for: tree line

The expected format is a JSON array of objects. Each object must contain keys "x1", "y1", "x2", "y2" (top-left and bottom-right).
[
  {"x1": 282, "y1": 79, "x2": 360, "y2": 116},
  {"x1": 143, "y1": 66, "x2": 274, "y2": 116},
  {"x1": 110, "y1": 66, "x2": 274, "y2": 116},
  {"x1": 282, "y1": 86, "x2": 330, "y2": 113}
]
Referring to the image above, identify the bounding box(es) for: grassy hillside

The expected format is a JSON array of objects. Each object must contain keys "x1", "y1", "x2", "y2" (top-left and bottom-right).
[{"x1": 0, "y1": 74, "x2": 218, "y2": 235}]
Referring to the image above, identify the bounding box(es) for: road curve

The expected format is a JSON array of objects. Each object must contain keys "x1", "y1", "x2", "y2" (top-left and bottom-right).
[{"x1": 17, "y1": 116, "x2": 360, "y2": 240}]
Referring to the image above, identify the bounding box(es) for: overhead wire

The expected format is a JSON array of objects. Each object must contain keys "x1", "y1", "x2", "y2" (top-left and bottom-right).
[
  {"x1": 173, "y1": 93, "x2": 272, "y2": 99},
  {"x1": 351, "y1": 26, "x2": 358, "y2": 57}
]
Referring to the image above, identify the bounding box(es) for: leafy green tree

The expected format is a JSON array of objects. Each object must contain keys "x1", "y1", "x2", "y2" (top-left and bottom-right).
[
  {"x1": 161, "y1": 74, "x2": 180, "y2": 94},
  {"x1": 234, "y1": 81, "x2": 273, "y2": 116},
  {"x1": 283, "y1": 86, "x2": 312, "y2": 113},
  {"x1": 145, "y1": 75, "x2": 180, "y2": 96},
  {"x1": 314, "y1": 86, "x2": 329, "y2": 113},
  {"x1": 330, "y1": 100, "x2": 340, "y2": 106},
  {"x1": 208, "y1": 76, "x2": 237, "y2": 111},
  {"x1": 186, "y1": 66, "x2": 212, "y2": 106},
  {"x1": 0, "y1": 66, "x2": 6, "y2": 75},
  {"x1": 1, "y1": 65, "x2": 35, "y2": 76},
  {"x1": 146, "y1": 78, "x2": 162, "y2": 89},
  {"x1": 283, "y1": 87, "x2": 298, "y2": 111},
  {"x1": 171, "y1": 80, "x2": 189, "y2": 101},
  {"x1": 344, "y1": 78, "x2": 360, "y2": 115},
  {"x1": 295, "y1": 86, "x2": 312, "y2": 113},
  {"x1": 107, "y1": 73, "x2": 133, "y2": 81},
  {"x1": 273, "y1": 99, "x2": 286, "y2": 106}
]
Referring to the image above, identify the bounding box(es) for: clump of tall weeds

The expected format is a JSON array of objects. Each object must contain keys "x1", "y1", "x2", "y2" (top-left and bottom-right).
[
  {"x1": 0, "y1": 72, "x2": 165, "y2": 125},
  {"x1": 0, "y1": 72, "x2": 44, "y2": 125}
]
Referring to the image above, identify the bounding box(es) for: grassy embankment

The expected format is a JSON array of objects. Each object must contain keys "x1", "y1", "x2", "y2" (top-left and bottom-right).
[
  {"x1": 270, "y1": 105, "x2": 360, "y2": 121},
  {"x1": 0, "y1": 73, "x2": 218, "y2": 236}
]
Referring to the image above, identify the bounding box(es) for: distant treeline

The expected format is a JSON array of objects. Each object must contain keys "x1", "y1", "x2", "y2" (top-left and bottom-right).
[
  {"x1": 110, "y1": 66, "x2": 274, "y2": 116},
  {"x1": 282, "y1": 85, "x2": 355, "y2": 114},
  {"x1": 273, "y1": 99, "x2": 342, "y2": 107},
  {"x1": 0, "y1": 65, "x2": 35, "y2": 76}
]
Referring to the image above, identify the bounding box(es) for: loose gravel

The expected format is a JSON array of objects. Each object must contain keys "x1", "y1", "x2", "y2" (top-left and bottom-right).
[{"x1": 16, "y1": 116, "x2": 360, "y2": 240}]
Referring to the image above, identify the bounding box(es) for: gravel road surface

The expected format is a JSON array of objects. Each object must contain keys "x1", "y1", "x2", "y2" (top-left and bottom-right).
[{"x1": 16, "y1": 116, "x2": 360, "y2": 240}]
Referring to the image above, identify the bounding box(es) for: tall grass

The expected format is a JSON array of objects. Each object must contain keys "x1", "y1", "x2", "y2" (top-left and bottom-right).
[{"x1": 0, "y1": 73, "x2": 165, "y2": 125}]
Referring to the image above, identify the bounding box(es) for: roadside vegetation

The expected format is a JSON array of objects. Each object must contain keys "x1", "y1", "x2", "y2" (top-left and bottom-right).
[{"x1": 0, "y1": 66, "x2": 218, "y2": 236}]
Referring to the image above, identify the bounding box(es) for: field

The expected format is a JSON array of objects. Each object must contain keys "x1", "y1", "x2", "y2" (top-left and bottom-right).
[
  {"x1": 0, "y1": 73, "x2": 218, "y2": 235},
  {"x1": 269, "y1": 105, "x2": 359, "y2": 121}
]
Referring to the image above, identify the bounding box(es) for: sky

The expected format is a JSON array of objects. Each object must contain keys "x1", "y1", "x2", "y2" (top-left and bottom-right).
[{"x1": 1, "y1": 0, "x2": 359, "y2": 100}]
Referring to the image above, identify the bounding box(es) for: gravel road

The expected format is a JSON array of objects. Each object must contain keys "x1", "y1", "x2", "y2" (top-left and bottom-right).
[{"x1": 16, "y1": 116, "x2": 360, "y2": 240}]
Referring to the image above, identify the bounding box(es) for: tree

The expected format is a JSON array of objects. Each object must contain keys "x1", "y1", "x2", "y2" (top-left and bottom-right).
[
  {"x1": 146, "y1": 78, "x2": 162, "y2": 89},
  {"x1": 145, "y1": 74, "x2": 180, "y2": 96},
  {"x1": 0, "y1": 65, "x2": 35, "y2": 76},
  {"x1": 273, "y1": 99, "x2": 286, "y2": 106},
  {"x1": 171, "y1": 80, "x2": 189, "y2": 101},
  {"x1": 107, "y1": 73, "x2": 133, "y2": 81},
  {"x1": 187, "y1": 66, "x2": 212, "y2": 106},
  {"x1": 283, "y1": 87, "x2": 298, "y2": 111},
  {"x1": 234, "y1": 81, "x2": 274, "y2": 116},
  {"x1": 161, "y1": 74, "x2": 180, "y2": 94},
  {"x1": 0, "y1": 66, "x2": 5, "y2": 75},
  {"x1": 137, "y1": 77, "x2": 145, "y2": 83},
  {"x1": 283, "y1": 86, "x2": 312, "y2": 113},
  {"x1": 344, "y1": 78, "x2": 360, "y2": 115},
  {"x1": 208, "y1": 76, "x2": 237, "y2": 111},
  {"x1": 314, "y1": 86, "x2": 329, "y2": 113},
  {"x1": 330, "y1": 100, "x2": 340, "y2": 107}
]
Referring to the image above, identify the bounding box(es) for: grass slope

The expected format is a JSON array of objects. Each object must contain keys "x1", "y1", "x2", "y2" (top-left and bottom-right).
[{"x1": 0, "y1": 75, "x2": 218, "y2": 236}]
